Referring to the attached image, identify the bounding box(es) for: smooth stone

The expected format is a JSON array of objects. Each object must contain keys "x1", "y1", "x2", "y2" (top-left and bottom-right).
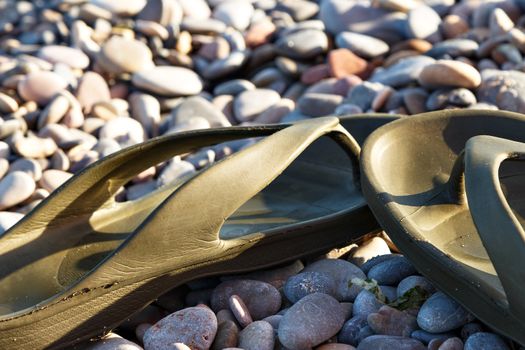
[
  {"x1": 0, "y1": 211, "x2": 24, "y2": 234},
  {"x1": 328, "y1": 49, "x2": 368, "y2": 78},
  {"x1": 278, "y1": 293, "x2": 345, "y2": 350},
  {"x1": 90, "y1": 0, "x2": 146, "y2": 16},
  {"x1": 303, "y1": 259, "x2": 365, "y2": 301},
  {"x1": 460, "y1": 322, "x2": 484, "y2": 341},
  {"x1": 0, "y1": 92, "x2": 18, "y2": 113},
  {"x1": 425, "y1": 39, "x2": 479, "y2": 58},
  {"x1": 229, "y1": 294, "x2": 253, "y2": 328},
  {"x1": 490, "y1": 8, "x2": 515, "y2": 37},
  {"x1": 238, "y1": 321, "x2": 274, "y2": 350},
  {"x1": 464, "y1": 332, "x2": 510, "y2": 350},
  {"x1": 0, "y1": 142, "x2": 9, "y2": 159},
  {"x1": 138, "y1": 0, "x2": 183, "y2": 26},
  {"x1": 367, "y1": 256, "x2": 417, "y2": 286},
  {"x1": 171, "y1": 96, "x2": 230, "y2": 128},
  {"x1": 39, "y1": 170, "x2": 73, "y2": 193},
  {"x1": 442, "y1": 14, "x2": 470, "y2": 39},
  {"x1": 284, "y1": 271, "x2": 337, "y2": 303},
  {"x1": 335, "y1": 104, "x2": 363, "y2": 116},
  {"x1": 214, "y1": 80, "x2": 255, "y2": 96},
  {"x1": 367, "y1": 305, "x2": 418, "y2": 337},
  {"x1": 38, "y1": 94, "x2": 71, "y2": 129},
  {"x1": 353, "y1": 290, "x2": 384, "y2": 318},
  {"x1": 370, "y1": 56, "x2": 435, "y2": 87},
  {"x1": 127, "y1": 181, "x2": 156, "y2": 201},
  {"x1": 276, "y1": 29, "x2": 328, "y2": 59},
  {"x1": 178, "y1": 0, "x2": 211, "y2": 19},
  {"x1": 18, "y1": 71, "x2": 68, "y2": 105},
  {"x1": 13, "y1": 136, "x2": 57, "y2": 159},
  {"x1": 202, "y1": 51, "x2": 249, "y2": 80},
  {"x1": 0, "y1": 172, "x2": 35, "y2": 210},
  {"x1": 0, "y1": 158, "x2": 8, "y2": 179},
  {"x1": 357, "y1": 335, "x2": 426, "y2": 350},
  {"x1": 426, "y1": 88, "x2": 477, "y2": 110},
  {"x1": 346, "y1": 82, "x2": 384, "y2": 111},
  {"x1": 436, "y1": 337, "x2": 464, "y2": 350},
  {"x1": 99, "y1": 117, "x2": 145, "y2": 147},
  {"x1": 379, "y1": 286, "x2": 397, "y2": 303},
  {"x1": 417, "y1": 292, "x2": 474, "y2": 333},
  {"x1": 338, "y1": 315, "x2": 373, "y2": 346},
  {"x1": 84, "y1": 333, "x2": 142, "y2": 349},
  {"x1": 129, "y1": 93, "x2": 161, "y2": 137},
  {"x1": 213, "y1": 0, "x2": 254, "y2": 31},
  {"x1": 76, "y1": 72, "x2": 111, "y2": 113},
  {"x1": 9, "y1": 158, "x2": 42, "y2": 181},
  {"x1": 38, "y1": 45, "x2": 90, "y2": 69},
  {"x1": 97, "y1": 36, "x2": 154, "y2": 74},
  {"x1": 181, "y1": 18, "x2": 227, "y2": 35},
  {"x1": 349, "y1": 237, "x2": 391, "y2": 267},
  {"x1": 335, "y1": 32, "x2": 389, "y2": 58},
  {"x1": 275, "y1": 0, "x2": 319, "y2": 21},
  {"x1": 233, "y1": 89, "x2": 280, "y2": 122},
  {"x1": 405, "y1": 5, "x2": 441, "y2": 41},
  {"x1": 156, "y1": 159, "x2": 195, "y2": 187},
  {"x1": 254, "y1": 98, "x2": 295, "y2": 124},
  {"x1": 418, "y1": 60, "x2": 482, "y2": 88},
  {"x1": 411, "y1": 330, "x2": 455, "y2": 345},
  {"x1": 397, "y1": 276, "x2": 435, "y2": 297},
  {"x1": 93, "y1": 139, "x2": 122, "y2": 158},
  {"x1": 143, "y1": 306, "x2": 217, "y2": 350},
  {"x1": 478, "y1": 69, "x2": 525, "y2": 113},
  {"x1": 262, "y1": 314, "x2": 282, "y2": 333},
  {"x1": 211, "y1": 280, "x2": 281, "y2": 320},
  {"x1": 133, "y1": 67, "x2": 203, "y2": 96},
  {"x1": 297, "y1": 93, "x2": 343, "y2": 117},
  {"x1": 211, "y1": 320, "x2": 239, "y2": 350}
]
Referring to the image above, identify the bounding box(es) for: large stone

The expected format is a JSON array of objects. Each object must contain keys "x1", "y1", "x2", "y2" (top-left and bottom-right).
[{"x1": 132, "y1": 67, "x2": 203, "y2": 96}]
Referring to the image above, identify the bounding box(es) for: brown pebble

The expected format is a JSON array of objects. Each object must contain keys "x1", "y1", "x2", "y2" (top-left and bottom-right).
[
  {"x1": 229, "y1": 294, "x2": 253, "y2": 328},
  {"x1": 328, "y1": 48, "x2": 368, "y2": 78},
  {"x1": 212, "y1": 320, "x2": 239, "y2": 350},
  {"x1": 418, "y1": 60, "x2": 481, "y2": 89},
  {"x1": 76, "y1": 72, "x2": 111, "y2": 113},
  {"x1": 301, "y1": 64, "x2": 331, "y2": 85},
  {"x1": 245, "y1": 20, "x2": 276, "y2": 47},
  {"x1": 442, "y1": 15, "x2": 470, "y2": 39},
  {"x1": 18, "y1": 71, "x2": 68, "y2": 105}
]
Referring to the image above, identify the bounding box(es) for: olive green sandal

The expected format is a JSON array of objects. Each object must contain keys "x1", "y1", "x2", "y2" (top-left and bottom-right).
[
  {"x1": 0, "y1": 115, "x2": 395, "y2": 349},
  {"x1": 360, "y1": 109, "x2": 525, "y2": 345}
]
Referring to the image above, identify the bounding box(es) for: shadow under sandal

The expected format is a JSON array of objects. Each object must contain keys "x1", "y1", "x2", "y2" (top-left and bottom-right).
[
  {"x1": 360, "y1": 109, "x2": 525, "y2": 346},
  {"x1": 0, "y1": 116, "x2": 383, "y2": 349}
]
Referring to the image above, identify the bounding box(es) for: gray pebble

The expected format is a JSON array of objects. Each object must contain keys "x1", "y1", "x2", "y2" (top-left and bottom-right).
[
  {"x1": 203, "y1": 51, "x2": 250, "y2": 80},
  {"x1": 397, "y1": 276, "x2": 435, "y2": 298},
  {"x1": 352, "y1": 290, "x2": 384, "y2": 318},
  {"x1": 356, "y1": 335, "x2": 426, "y2": 350},
  {"x1": 426, "y1": 39, "x2": 479, "y2": 58},
  {"x1": 417, "y1": 292, "x2": 474, "y2": 333},
  {"x1": 233, "y1": 89, "x2": 281, "y2": 122},
  {"x1": 211, "y1": 320, "x2": 239, "y2": 350},
  {"x1": 297, "y1": 93, "x2": 343, "y2": 117},
  {"x1": 276, "y1": 29, "x2": 328, "y2": 59},
  {"x1": 367, "y1": 256, "x2": 417, "y2": 286},
  {"x1": 338, "y1": 315, "x2": 372, "y2": 346},
  {"x1": 346, "y1": 82, "x2": 384, "y2": 111},
  {"x1": 238, "y1": 321, "x2": 274, "y2": 350},
  {"x1": 284, "y1": 271, "x2": 337, "y2": 303},
  {"x1": 361, "y1": 254, "x2": 401, "y2": 275},
  {"x1": 461, "y1": 322, "x2": 484, "y2": 341},
  {"x1": 370, "y1": 56, "x2": 435, "y2": 87},
  {"x1": 405, "y1": 5, "x2": 442, "y2": 41},
  {"x1": 335, "y1": 32, "x2": 389, "y2": 58},
  {"x1": 411, "y1": 330, "x2": 455, "y2": 345},
  {"x1": 171, "y1": 96, "x2": 230, "y2": 128},
  {"x1": 229, "y1": 294, "x2": 253, "y2": 328},
  {"x1": 214, "y1": 79, "x2": 255, "y2": 96},
  {"x1": 464, "y1": 332, "x2": 510, "y2": 350},
  {"x1": 132, "y1": 66, "x2": 203, "y2": 96}
]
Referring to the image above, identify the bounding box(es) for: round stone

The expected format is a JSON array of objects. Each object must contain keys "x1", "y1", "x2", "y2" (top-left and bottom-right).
[
  {"x1": 367, "y1": 256, "x2": 417, "y2": 286},
  {"x1": 356, "y1": 335, "x2": 426, "y2": 350},
  {"x1": 18, "y1": 71, "x2": 68, "y2": 105},
  {"x1": 328, "y1": 48, "x2": 368, "y2": 78},
  {"x1": 405, "y1": 5, "x2": 441, "y2": 40},
  {"x1": 426, "y1": 39, "x2": 479, "y2": 58},
  {"x1": 284, "y1": 271, "x2": 337, "y2": 303},
  {"x1": 39, "y1": 170, "x2": 73, "y2": 193},
  {"x1": 211, "y1": 280, "x2": 281, "y2": 320},
  {"x1": 171, "y1": 96, "x2": 230, "y2": 128},
  {"x1": 233, "y1": 89, "x2": 281, "y2": 122},
  {"x1": 132, "y1": 66, "x2": 203, "y2": 96},
  {"x1": 418, "y1": 60, "x2": 482, "y2": 89},
  {"x1": 238, "y1": 321, "x2": 274, "y2": 350},
  {"x1": 417, "y1": 292, "x2": 474, "y2": 333},
  {"x1": 13, "y1": 136, "x2": 57, "y2": 159},
  {"x1": 99, "y1": 117, "x2": 145, "y2": 147},
  {"x1": 278, "y1": 293, "x2": 345, "y2": 349},
  {"x1": 464, "y1": 332, "x2": 510, "y2": 350},
  {"x1": 97, "y1": 36, "x2": 154, "y2": 74},
  {"x1": 38, "y1": 45, "x2": 90, "y2": 69},
  {"x1": 0, "y1": 172, "x2": 35, "y2": 210},
  {"x1": 213, "y1": 0, "x2": 254, "y2": 31},
  {"x1": 9, "y1": 158, "x2": 42, "y2": 181},
  {"x1": 478, "y1": 69, "x2": 525, "y2": 113},
  {"x1": 276, "y1": 29, "x2": 328, "y2": 59},
  {"x1": 143, "y1": 306, "x2": 217, "y2": 350},
  {"x1": 335, "y1": 32, "x2": 389, "y2": 58},
  {"x1": 352, "y1": 290, "x2": 384, "y2": 317},
  {"x1": 297, "y1": 93, "x2": 343, "y2": 117},
  {"x1": 0, "y1": 92, "x2": 18, "y2": 113}
]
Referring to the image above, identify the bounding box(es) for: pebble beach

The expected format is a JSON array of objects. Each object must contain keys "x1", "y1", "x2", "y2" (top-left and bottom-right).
[{"x1": 0, "y1": 0, "x2": 522, "y2": 349}]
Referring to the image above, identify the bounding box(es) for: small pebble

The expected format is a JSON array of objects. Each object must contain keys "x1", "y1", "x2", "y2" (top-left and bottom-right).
[{"x1": 238, "y1": 320, "x2": 274, "y2": 350}]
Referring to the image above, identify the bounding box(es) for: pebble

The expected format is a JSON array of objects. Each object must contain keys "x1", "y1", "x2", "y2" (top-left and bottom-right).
[
  {"x1": 464, "y1": 332, "x2": 510, "y2": 350},
  {"x1": 97, "y1": 36, "x2": 154, "y2": 74},
  {"x1": 276, "y1": 29, "x2": 329, "y2": 59},
  {"x1": 233, "y1": 89, "x2": 281, "y2": 122},
  {"x1": 356, "y1": 335, "x2": 426, "y2": 350},
  {"x1": 91, "y1": 0, "x2": 146, "y2": 16},
  {"x1": 38, "y1": 170, "x2": 73, "y2": 193},
  {"x1": 211, "y1": 280, "x2": 281, "y2": 320},
  {"x1": 143, "y1": 306, "x2": 217, "y2": 350},
  {"x1": 18, "y1": 71, "x2": 68, "y2": 105},
  {"x1": 338, "y1": 315, "x2": 373, "y2": 346},
  {"x1": 278, "y1": 293, "x2": 345, "y2": 350},
  {"x1": 132, "y1": 66, "x2": 203, "y2": 96},
  {"x1": 171, "y1": 96, "x2": 230, "y2": 127},
  {"x1": 156, "y1": 160, "x2": 195, "y2": 187},
  {"x1": 348, "y1": 237, "x2": 391, "y2": 267},
  {"x1": 367, "y1": 305, "x2": 418, "y2": 337},
  {"x1": 303, "y1": 259, "x2": 366, "y2": 301},
  {"x1": 352, "y1": 290, "x2": 384, "y2": 317},
  {"x1": 405, "y1": 5, "x2": 442, "y2": 41},
  {"x1": 418, "y1": 60, "x2": 482, "y2": 88},
  {"x1": 478, "y1": 69, "x2": 525, "y2": 113},
  {"x1": 9, "y1": 159, "x2": 42, "y2": 181},
  {"x1": 284, "y1": 271, "x2": 337, "y2": 303},
  {"x1": 397, "y1": 276, "x2": 435, "y2": 297},
  {"x1": 417, "y1": 292, "x2": 474, "y2": 333},
  {"x1": 335, "y1": 32, "x2": 389, "y2": 58},
  {"x1": 212, "y1": 320, "x2": 238, "y2": 350},
  {"x1": 0, "y1": 172, "x2": 35, "y2": 210},
  {"x1": 435, "y1": 337, "x2": 464, "y2": 350},
  {"x1": 411, "y1": 330, "x2": 455, "y2": 345},
  {"x1": 99, "y1": 117, "x2": 145, "y2": 147},
  {"x1": 328, "y1": 49, "x2": 368, "y2": 78},
  {"x1": 0, "y1": 93, "x2": 18, "y2": 113},
  {"x1": 214, "y1": 80, "x2": 255, "y2": 96},
  {"x1": 297, "y1": 93, "x2": 343, "y2": 117},
  {"x1": 76, "y1": 72, "x2": 111, "y2": 113},
  {"x1": 238, "y1": 321, "x2": 274, "y2": 350},
  {"x1": 38, "y1": 45, "x2": 90, "y2": 69},
  {"x1": 370, "y1": 56, "x2": 435, "y2": 87},
  {"x1": 213, "y1": 1, "x2": 254, "y2": 31},
  {"x1": 317, "y1": 344, "x2": 356, "y2": 350},
  {"x1": 367, "y1": 256, "x2": 417, "y2": 286},
  {"x1": 425, "y1": 39, "x2": 479, "y2": 58},
  {"x1": 460, "y1": 322, "x2": 484, "y2": 341},
  {"x1": 85, "y1": 333, "x2": 142, "y2": 349},
  {"x1": 229, "y1": 294, "x2": 253, "y2": 328}
]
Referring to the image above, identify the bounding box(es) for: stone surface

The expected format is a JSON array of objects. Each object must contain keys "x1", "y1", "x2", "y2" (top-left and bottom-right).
[
  {"x1": 297, "y1": 93, "x2": 344, "y2": 117},
  {"x1": 417, "y1": 292, "x2": 474, "y2": 333},
  {"x1": 348, "y1": 237, "x2": 391, "y2": 267},
  {"x1": 356, "y1": 335, "x2": 426, "y2": 350},
  {"x1": 172, "y1": 96, "x2": 230, "y2": 127},
  {"x1": 338, "y1": 315, "x2": 372, "y2": 346},
  {"x1": 478, "y1": 69, "x2": 525, "y2": 113},
  {"x1": 335, "y1": 32, "x2": 389, "y2": 58},
  {"x1": 97, "y1": 36, "x2": 154, "y2": 74},
  {"x1": 211, "y1": 320, "x2": 238, "y2": 350},
  {"x1": 0, "y1": 211, "x2": 24, "y2": 234},
  {"x1": 18, "y1": 71, "x2": 68, "y2": 105},
  {"x1": 85, "y1": 333, "x2": 142, "y2": 349},
  {"x1": 132, "y1": 67, "x2": 203, "y2": 96},
  {"x1": 418, "y1": 60, "x2": 482, "y2": 88},
  {"x1": 284, "y1": 271, "x2": 337, "y2": 303},
  {"x1": 276, "y1": 29, "x2": 329, "y2": 59},
  {"x1": 367, "y1": 256, "x2": 417, "y2": 286},
  {"x1": 0, "y1": 172, "x2": 35, "y2": 210},
  {"x1": 464, "y1": 332, "x2": 510, "y2": 350},
  {"x1": 352, "y1": 290, "x2": 384, "y2": 318},
  {"x1": 370, "y1": 56, "x2": 435, "y2": 87},
  {"x1": 38, "y1": 45, "x2": 90, "y2": 69},
  {"x1": 397, "y1": 276, "x2": 435, "y2": 297},
  {"x1": 238, "y1": 321, "x2": 274, "y2": 350},
  {"x1": 367, "y1": 305, "x2": 418, "y2": 337},
  {"x1": 233, "y1": 89, "x2": 281, "y2": 122}
]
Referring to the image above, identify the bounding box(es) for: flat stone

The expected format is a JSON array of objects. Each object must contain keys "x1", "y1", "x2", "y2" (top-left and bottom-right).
[
  {"x1": 303, "y1": 259, "x2": 366, "y2": 301},
  {"x1": 357, "y1": 335, "x2": 426, "y2": 350},
  {"x1": 213, "y1": 0, "x2": 254, "y2": 31},
  {"x1": 90, "y1": 0, "x2": 146, "y2": 16},
  {"x1": 338, "y1": 315, "x2": 373, "y2": 346},
  {"x1": 97, "y1": 36, "x2": 154, "y2": 74},
  {"x1": 181, "y1": 18, "x2": 226, "y2": 35},
  {"x1": 418, "y1": 60, "x2": 482, "y2": 88},
  {"x1": 405, "y1": 5, "x2": 442, "y2": 41},
  {"x1": 367, "y1": 305, "x2": 418, "y2": 337},
  {"x1": 353, "y1": 290, "x2": 384, "y2": 318},
  {"x1": 84, "y1": 333, "x2": 142, "y2": 349},
  {"x1": 238, "y1": 321, "x2": 274, "y2": 350},
  {"x1": 143, "y1": 306, "x2": 218, "y2": 350},
  {"x1": 297, "y1": 93, "x2": 343, "y2": 117},
  {"x1": 284, "y1": 271, "x2": 337, "y2": 303},
  {"x1": 13, "y1": 136, "x2": 57, "y2": 159},
  {"x1": 76, "y1": 72, "x2": 111, "y2": 113},
  {"x1": 464, "y1": 332, "x2": 510, "y2": 350},
  {"x1": 426, "y1": 39, "x2": 479, "y2": 58},
  {"x1": 417, "y1": 292, "x2": 474, "y2": 333},
  {"x1": 38, "y1": 45, "x2": 90, "y2": 69},
  {"x1": 171, "y1": 96, "x2": 230, "y2": 128},
  {"x1": 0, "y1": 211, "x2": 24, "y2": 234},
  {"x1": 328, "y1": 48, "x2": 368, "y2": 78},
  {"x1": 367, "y1": 256, "x2": 417, "y2": 286},
  {"x1": 0, "y1": 172, "x2": 35, "y2": 210},
  {"x1": 278, "y1": 293, "x2": 345, "y2": 349},
  {"x1": 18, "y1": 71, "x2": 68, "y2": 105},
  {"x1": 490, "y1": 8, "x2": 515, "y2": 37},
  {"x1": 370, "y1": 56, "x2": 435, "y2": 87},
  {"x1": 346, "y1": 82, "x2": 384, "y2": 112},
  {"x1": 348, "y1": 237, "x2": 391, "y2": 267},
  {"x1": 397, "y1": 276, "x2": 435, "y2": 298},
  {"x1": 133, "y1": 66, "x2": 203, "y2": 96},
  {"x1": 39, "y1": 170, "x2": 73, "y2": 193},
  {"x1": 276, "y1": 29, "x2": 328, "y2": 59},
  {"x1": 335, "y1": 32, "x2": 389, "y2": 58},
  {"x1": 233, "y1": 89, "x2": 281, "y2": 122},
  {"x1": 211, "y1": 279, "x2": 281, "y2": 320},
  {"x1": 426, "y1": 88, "x2": 477, "y2": 110},
  {"x1": 478, "y1": 69, "x2": 525, "y2": 113}
]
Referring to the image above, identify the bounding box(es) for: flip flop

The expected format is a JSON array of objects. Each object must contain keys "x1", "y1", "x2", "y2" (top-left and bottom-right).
[
  {"x1": 360, "y1": 109, "x2": 525, "y2": 345},
  {"x1": 0, "y1": 115, "x2": 398, "y2": 350}
]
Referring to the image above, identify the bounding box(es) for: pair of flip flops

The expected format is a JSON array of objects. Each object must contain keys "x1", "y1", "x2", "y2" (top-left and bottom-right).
[{"x1": 0, "y1": 110, "x2": 523, "y2": 348}]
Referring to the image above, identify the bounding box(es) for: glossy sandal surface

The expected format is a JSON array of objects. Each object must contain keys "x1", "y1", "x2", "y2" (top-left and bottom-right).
[
  {"x1": 0, "y1": 115, "x2": 398, "y2": 349},
  {"x1": 360, "y1": 109, "x2": 525, "y2": 345}
]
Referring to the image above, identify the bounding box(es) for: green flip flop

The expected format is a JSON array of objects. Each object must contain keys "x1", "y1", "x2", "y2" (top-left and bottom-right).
[
  {"x1": 0, "y1": 115, "x2": 397, "y2": 349},
  {"x1": 360, "y1": 109, "x2": 525, "y2": 345}
]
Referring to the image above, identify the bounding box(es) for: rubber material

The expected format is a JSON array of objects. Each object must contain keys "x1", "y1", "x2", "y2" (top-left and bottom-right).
[
  {"x1": 360, "y1": 109, "x2": 525, "y2": 345},
  {"x1": 0, "y1": 114, "x2": 398, "y2": 349}
]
